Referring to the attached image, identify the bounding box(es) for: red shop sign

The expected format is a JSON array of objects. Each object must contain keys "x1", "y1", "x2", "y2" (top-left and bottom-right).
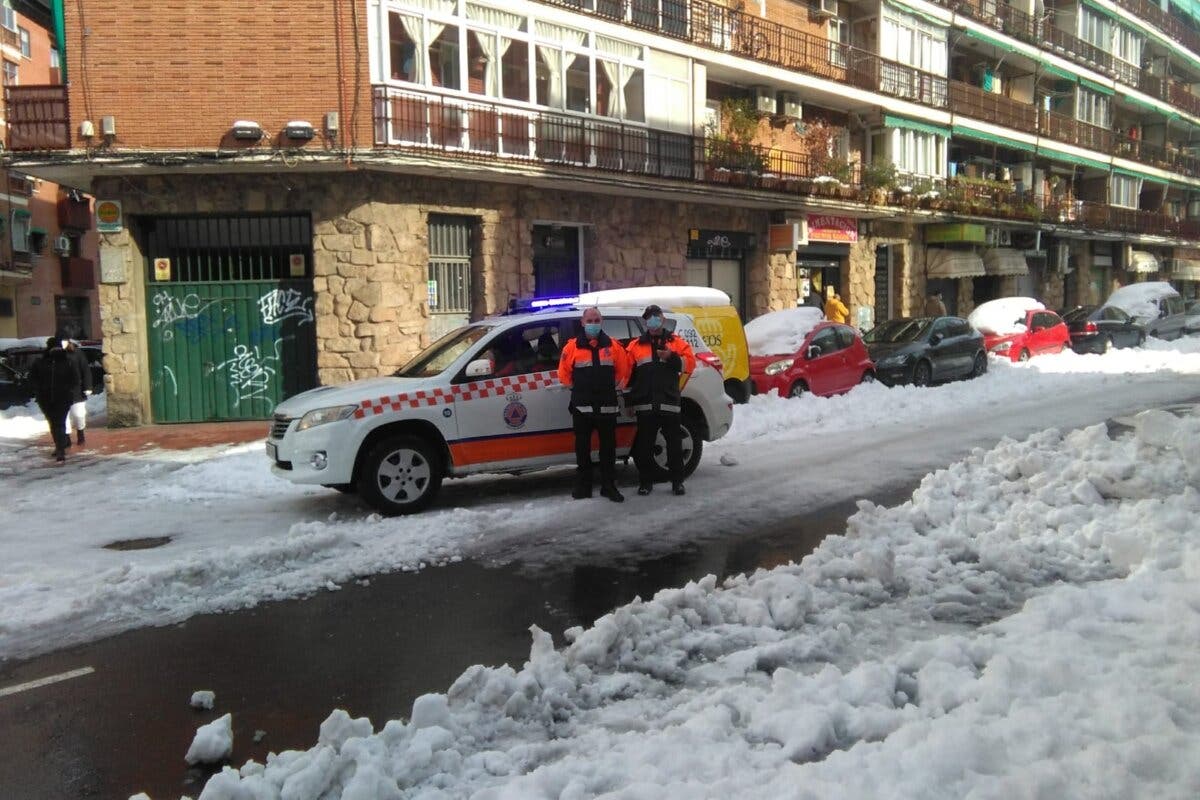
[{"x1": 807, "y1": 215, "x2": 858, "y2": 243}]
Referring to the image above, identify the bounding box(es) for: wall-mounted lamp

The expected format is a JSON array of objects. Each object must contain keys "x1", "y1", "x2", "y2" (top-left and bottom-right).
[{"x1": 231, "y1": 120, "x2": 264, "y2": 141}]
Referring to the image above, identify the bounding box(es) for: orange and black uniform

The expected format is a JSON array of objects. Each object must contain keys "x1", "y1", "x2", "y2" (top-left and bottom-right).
[
  {"x1": 625, "y1": 330, "x2": 695, "y2": 486},
  {"x1": 557, "y1": 332, "x2": 631, "y2": 491}
]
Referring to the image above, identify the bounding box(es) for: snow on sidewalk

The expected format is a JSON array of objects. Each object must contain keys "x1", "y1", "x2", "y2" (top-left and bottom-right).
[{"x1": 192, "y1": 408, "x2": 1200, "y2": 800}]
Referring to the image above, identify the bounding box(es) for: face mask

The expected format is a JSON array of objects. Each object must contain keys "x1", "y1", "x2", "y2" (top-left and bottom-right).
[
  {"x1": 646, "y1": 316, "x2": 664, "y2": 331},
  {"x1": 583, "y1": 323, "x2": 602, "y2": 338}
]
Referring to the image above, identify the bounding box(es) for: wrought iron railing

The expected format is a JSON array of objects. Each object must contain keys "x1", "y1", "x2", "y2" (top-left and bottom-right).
[
  {"x1": 4, "y1": 85, "x2": 71, "y2": 151},
  {"x1": 1113, "y1": 0, "x2": 1200, "y2": 59}
]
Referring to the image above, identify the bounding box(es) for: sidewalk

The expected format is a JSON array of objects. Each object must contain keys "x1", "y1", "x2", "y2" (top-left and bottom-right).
[{"x1": 6, "y1": 420, "x2": 267, "y2": 460}]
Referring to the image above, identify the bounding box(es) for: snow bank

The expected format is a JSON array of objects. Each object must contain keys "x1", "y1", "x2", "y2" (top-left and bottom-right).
[
  {"x1": 1105, "y1": 281, "x2": 1180, "y2": 322},
  {"x1": 578, "y1": 286, "x2": 732, "y2": 310},
  {"x1": 0, "y1": 336, "x2": 54, "y2": 350},
  {"x1": 967, "y1": 297, "x2": 1043, "y2": 335},
  {"x1": 192, "y1": 407, "x2": 1200, "y2": 799},
  {"x1": 0, "y1": 393, "x2": 108, "y2": 440},
  {"x1": 745, "y1": 307, "x2": 825, "y2": 355}
]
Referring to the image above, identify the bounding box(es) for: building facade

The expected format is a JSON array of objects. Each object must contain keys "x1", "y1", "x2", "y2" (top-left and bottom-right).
[
  {"x1": 7, "y1": 0, "x2": 1200, "y2": 423},
  {"x1": 0, "y1": 0, "x2": 98, "y2": 341}
]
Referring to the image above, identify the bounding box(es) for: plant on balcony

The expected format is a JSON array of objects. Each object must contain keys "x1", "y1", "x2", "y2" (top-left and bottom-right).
[
  {"x1": 862, "y1": 159, "x2": 898, "y2": 204},
  {"x1": 720, "y1": 97, "x2": 763, "y2": 145}
]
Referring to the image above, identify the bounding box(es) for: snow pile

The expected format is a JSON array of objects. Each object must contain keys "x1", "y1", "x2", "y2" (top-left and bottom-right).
[
  {"x1": 0, "y1": 392, "x2": 107, "y2": 440},
  {"x1": 190, "y1": 691, "x2": 216, "y2": 710},
  {"x1": 185, "y1": 713, "x2": 233, "y2": 765},
  {"x1": 1105, "y1": 281, "x2": 1180, "y2": 322},
  {"x1": 745, "y1": 307, "x2": 825, "y2": 355},
  {"x1": 0, "y1": 336, "x2": 55, "y2": 350},
  {"x1": 967, "y1": 297, "x2": 1043, "y2": 335},
  {"x1": 578, "y1": 286, "x2": 732, "y2": 310},
  {"x1": 192, "y1": 409, "x2": 1200, "y2": 799}
]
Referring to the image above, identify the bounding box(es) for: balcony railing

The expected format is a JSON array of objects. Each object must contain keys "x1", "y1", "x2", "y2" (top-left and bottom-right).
[
  {"x1": 0, "y1": 25, "x2": 19, "y2": 50},
  {"x1": 374, "y1": 86, "x2": 1200, "y2": 242},
  {"x1": 4, "y1": 85, "x2": 71, "y2": 151},
  {"x1": 1113, "y1": 0, "x2": 1200, "y2": 59},
  {"x1": 949, "y1": 82, "x2": 1037, "y2": 130}
]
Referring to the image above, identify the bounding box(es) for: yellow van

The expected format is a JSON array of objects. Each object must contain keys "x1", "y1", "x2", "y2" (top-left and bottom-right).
[{"x1": 578, "y1": 286, "x2": 753, "y2": 402}]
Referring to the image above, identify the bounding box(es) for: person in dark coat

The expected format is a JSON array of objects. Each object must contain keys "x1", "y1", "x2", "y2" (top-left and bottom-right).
[
  {"x1": 29, "y1": 337, "x2": 81, "y2": 462},
  {"x1": 64, "y1": 339, "x2": 93, "y2": 445}
]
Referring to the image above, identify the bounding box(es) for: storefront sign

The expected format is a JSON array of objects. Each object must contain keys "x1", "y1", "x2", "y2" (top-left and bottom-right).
[
  {"x1": 767, "y1": 222, "x2": 805, "y2": 252},
  {"x1": 687, "y1": 229, "x2": 756, "y2": 256},
  {"x1": 925, "y1": 223, "x2": 987, "y2": 244},
  {"x1": 96, "y1": 200, "x2": 122, "y2": 233},
  {"x1": 153, "y1": 258, "x2": 172, "y2": 281},
  {"x1": 806, "y1": 215, "x2": 858, "y2": 243}
]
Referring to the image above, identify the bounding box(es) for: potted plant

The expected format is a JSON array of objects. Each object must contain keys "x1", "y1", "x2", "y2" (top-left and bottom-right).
[{"x1": 862, "y1": 158, "x2": 898, "y2": 205}]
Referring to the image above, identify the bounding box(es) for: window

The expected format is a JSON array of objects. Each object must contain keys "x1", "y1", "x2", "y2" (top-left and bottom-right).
[
  {"x1": 600, "y1": 318, "x2": 635, "y2": 342},
  {"x1": 1111, "y1": 174, "x2": 1141, "y2": 208},
  {"x1": 808, "y1": 327, "x2": 843, "y2": 356},
  {"x1": 50, "y1": 46, "x2": 58, "y2": 70},
  {"x1": 10, "y1": 210, "x2": 30, "y2": 253},
  {"x1": 2, "y1": 59, "x2": 16, "y2": 87},
  {"x1": 1075, "y1": 87, "x2": 1111, "y2": 127},
  {"x1": 1078, "y1": 6, "x2": 1112, "y2": 53},
  {"x1": 480, "y1": 322, "x2": 564, "y2": 377},
  {"x1": 1114, "y1": 26, "x2": 1142, "y2": 66},
  {"x1": 1102, "y1": 306, "x2": 1128, "y2": 322},
  {"x1": 828, "y1": 18, "x2": 848, "y2": 68},
  {"x1": 501, "y1": 39, "x2": 528, "y2": 101},
  {"x1": 1, "y1": 2, "x2": 14, "y2": 31},
  {"x1": 880, "y1": 6, "x2": 947, "y2": 76},
  {"x1": 389, "y1": 13, "x2": 421, "y2": 82},
  {"x1": 878, "y1": 128, "x2": 947, "y2": 178},
  {"x1": 429, "y1": 24, "x2": 461, "y2": 90},
  {"x1": 18, "y1": 26, "x2": 28, "y2": 58}
]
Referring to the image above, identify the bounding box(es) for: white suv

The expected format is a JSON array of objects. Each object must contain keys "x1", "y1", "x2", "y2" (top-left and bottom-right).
[{"x1": 267, "y1": 306, "x2": 734, "y2": 514}]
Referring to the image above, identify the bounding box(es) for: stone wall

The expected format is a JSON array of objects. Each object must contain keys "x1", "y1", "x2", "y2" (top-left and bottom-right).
[
  {"x1": 94, "y1": 171, "x2": 769, "y2": 425},
  {"x1": 847, "y1": 220, "x2": 926, "y2": 324}
]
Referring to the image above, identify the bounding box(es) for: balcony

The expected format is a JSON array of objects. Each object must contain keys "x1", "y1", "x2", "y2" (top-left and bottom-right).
[
  {"x1": 58, "y1": 195, "x2": 92, "y2": 230},
  {"x1": 0, "y1": 25, "x2": 18, "y2": 50},
  {"x1": 1113, "y1": 0, "x2": 1200, "y2": 59},
  {"x1": 4, "y1": 85, "x2": 71, "y2": 151}
]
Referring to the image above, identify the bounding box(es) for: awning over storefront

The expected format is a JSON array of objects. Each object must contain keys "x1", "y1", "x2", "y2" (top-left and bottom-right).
[
  {"x1": 927, "y1": 248, "x2": 987, "y2": 278},
  {"x1": 1129, "y1": 250, "x2": 1161, "y2": 273},
  {"x1": 1169, "y1": 258, "x2": 1200, "y2": 280},
  {"x1": 982, "y1": 248, "x2": 1030, "y2": 276}
]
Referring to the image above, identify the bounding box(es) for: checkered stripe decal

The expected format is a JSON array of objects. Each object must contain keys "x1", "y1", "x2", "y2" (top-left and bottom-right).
[{"x1": 352, "y1": 371, "x2": 559, "y2": 419}]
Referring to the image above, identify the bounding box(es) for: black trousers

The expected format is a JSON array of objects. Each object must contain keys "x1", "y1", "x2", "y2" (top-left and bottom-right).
[
  {"x1": 572, "y1": 411, "x2": 617, "y2": 483},
  {"x1": 634, "y1": 411, "x2": 683, "y2": 484},
  {"x1": 40, "y1": 401, "x2": 72, "y2": 452}
]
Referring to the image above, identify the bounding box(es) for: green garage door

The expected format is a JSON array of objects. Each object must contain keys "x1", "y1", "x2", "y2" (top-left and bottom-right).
[{"x1": 143, "y1": 215, "x2": 318, "y2": 422}]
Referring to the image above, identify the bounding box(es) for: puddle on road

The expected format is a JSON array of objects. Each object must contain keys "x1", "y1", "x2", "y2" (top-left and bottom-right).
[{"x1": 103, "y1": 536, "x2": 173, "y2": 551}]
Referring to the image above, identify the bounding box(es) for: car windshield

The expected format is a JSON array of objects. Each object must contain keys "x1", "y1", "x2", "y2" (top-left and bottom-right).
[
  {"x1": 394, "y1": 325, "x2": 495, "y2": 378},
  {"x1": 864, "y1": 318, "x2": 931, "y2": 344},
  {"x1": 1062, "y1": 306, "x2": 1097, "y2": 323}
]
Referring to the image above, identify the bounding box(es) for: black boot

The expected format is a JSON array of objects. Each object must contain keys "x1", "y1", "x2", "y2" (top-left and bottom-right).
[
  {"x1": 572, "y1": 475, "x2": 593, "y2": 500},
  {"x1": 637, "y1": 482, "x2": 653, "y2": 496},
  {"x1": 77, "y1": 430, "x2": 85, "y2": 445},
  {"x1": 600, "y1": 482, "x2": 625, "y2": 503},
  {"x1": 54, "y1": 448, "x2": 65, "y2": 462},
  {"x1": 671, "y1": 482, "x2": 686, "y2": 496}
]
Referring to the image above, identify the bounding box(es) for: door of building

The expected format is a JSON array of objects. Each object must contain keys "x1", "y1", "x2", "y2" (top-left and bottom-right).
[
  {"x1": 685, "y1": 258, "x2": 743, "y2": 317},
  {"x1": 926, "y1": 278, "x2": 958, "y2": 316},
  {"x1": 143, "y1": 214, "x2": 318, "y2": 423},
  {"x1": 428, "y1": 214, "x2": 474, "y2": 339},
  {"x1": 533, "y1": 225, "x2": 581, "y2": 298},
  {"x1": 873, "y1": 245, "x2": 892, "y2": 324}
]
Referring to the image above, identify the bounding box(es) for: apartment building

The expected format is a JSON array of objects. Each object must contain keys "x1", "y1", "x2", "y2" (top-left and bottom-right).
[
  {"x1": 5, "y1": 0, "x2": 1200, "y2": 423},
  {"x1": 0, "y1": 0, "x2": 97, "y2": 340}
]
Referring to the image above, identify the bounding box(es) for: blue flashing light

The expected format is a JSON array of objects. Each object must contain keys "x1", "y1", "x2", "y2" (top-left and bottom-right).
[{"x1": 529, "y1": 295, "x2": 580, "y2": 309}]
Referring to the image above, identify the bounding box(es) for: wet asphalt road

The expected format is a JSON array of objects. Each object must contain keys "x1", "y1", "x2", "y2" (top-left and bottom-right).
[{"x1": 0, "y1": 484, "x2": 916, "y2": 800}]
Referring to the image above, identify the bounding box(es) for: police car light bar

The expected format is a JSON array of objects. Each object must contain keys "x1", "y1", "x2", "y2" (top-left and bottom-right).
[{"x1": 506, "y1": 295, "x2": 581, "y2": 314}]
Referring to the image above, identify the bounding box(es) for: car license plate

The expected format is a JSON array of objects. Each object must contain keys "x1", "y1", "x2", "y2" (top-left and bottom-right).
[{"x1": 265, "y1": 441, "x2": 277, "y2": 460}]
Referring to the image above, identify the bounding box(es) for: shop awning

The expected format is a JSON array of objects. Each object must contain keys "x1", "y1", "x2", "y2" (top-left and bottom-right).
[
  {"x1": 983, "y1": 248, "x2": 1030, "y2": 276},
  {"x1": 1042, "y1": 63, "x2": 1077, "y2": 82},
  {"x1": 1041, "y1": 149, "x2": 1111, "y2": 171},
  {"x1": 962, "y1": 26, "x2": 1010, "y2": 52},
  {"x1": 884, "y1": 115, "x2": 952, "y2": 139},
  {"x1": 927, "y1": 248, "x2": 987, "y2": 278},
  {"x1": 1169, "y1": 258, "x2": 1200, "y2": 280},
  {"x1": 1080, "y1": 77, "x2": 1115, "y2": 96},
  {"x1": 951, "y1": 125, "x2": 1038, "y2": 153},
  {"x1": 1129, "y1": 250, "x2": 1161, "y2": 273}
]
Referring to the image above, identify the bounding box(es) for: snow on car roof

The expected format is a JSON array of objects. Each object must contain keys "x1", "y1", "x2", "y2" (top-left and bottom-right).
[
  {"x1": 745, "y1": 307, "x2": 825, "y2": 355},
  {"x1": 968, "y1": 297, "x2": 1044, "y2": 335},
  {"x1": 1105, "y1": 281, "x2": 1179, "y2": 321},
  {"x1": 577, "y1": 286, "x2": 732, "y2": 309},
  {"x1": 0, "y1": 337, "x2": 55, "y2": 351}
]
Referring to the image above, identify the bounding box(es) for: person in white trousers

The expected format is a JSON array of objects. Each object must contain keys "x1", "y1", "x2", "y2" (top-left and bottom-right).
[{"x1": 64, "y1": 339, "x2": 92, "y2": 446}]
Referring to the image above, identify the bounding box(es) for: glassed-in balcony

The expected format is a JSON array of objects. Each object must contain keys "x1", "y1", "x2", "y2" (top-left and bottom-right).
[{"x1": 3, "y1": 85, "x2": 71, "y2": 151}]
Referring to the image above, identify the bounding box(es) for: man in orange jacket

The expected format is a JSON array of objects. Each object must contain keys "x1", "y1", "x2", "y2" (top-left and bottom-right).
[
  {"x1": 557, "y1": 307, "x2": 631, "y2": 502},
  {"x1": 625, "y1": 304, "x2": 695, "y2": 496}
]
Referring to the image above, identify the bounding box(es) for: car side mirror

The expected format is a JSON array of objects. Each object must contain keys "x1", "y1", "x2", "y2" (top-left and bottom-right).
[
  {"x1": 930, "y1": 332, "x2": 944, "y2": 345},
  {"x1": 465, "y1": 359, "x2": 493, "y2": 378},
  {"x1": 806, "y1": 345, "x2": 821, "y2": 360}
]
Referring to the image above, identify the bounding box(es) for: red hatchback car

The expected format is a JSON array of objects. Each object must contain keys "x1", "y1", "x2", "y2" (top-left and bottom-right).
[
  {"x1": 750, "y1": 321, "x2": 875, "y2": 398},
  {"x1": 981, "y1": 308, "x2": 1070, "y2": 361}
]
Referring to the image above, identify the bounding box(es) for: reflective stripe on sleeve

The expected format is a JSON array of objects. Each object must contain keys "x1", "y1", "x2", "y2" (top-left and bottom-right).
[
  {"x1": 631, "y1": 404, "x2": 652, "y2": 411},
  {"x1": 634, "y1": 357, "x2": 653, "y2": 366},
  {"x1": 660, "y1": 404, "x2": 681, "y2": 413},
  {"x1": 575, "y1": 405, "x2": 594, "y2": 412},
  {"x1": 599, "y1": 405, "x2": 619, "y2": 413}
]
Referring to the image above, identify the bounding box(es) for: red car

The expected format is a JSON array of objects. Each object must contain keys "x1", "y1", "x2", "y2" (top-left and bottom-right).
[
  {"x1": 750, "y1": 321, "x2": 875, "y2": 398},
  {"x1": 981, "y1": 308, "x2": 1070, "y2": 361}
]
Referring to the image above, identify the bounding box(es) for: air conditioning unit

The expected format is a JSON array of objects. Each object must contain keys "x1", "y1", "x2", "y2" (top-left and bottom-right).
[
  {"x1": 779, "y1": 91, "x2": 803, "y2": 120},
  {"x1": 54, "y1": 234, "x2": 72, "y2": 254},
  {"x1": 996, "y1": 229, "x2": 1012, "y2": 246},
  {"x1": 815, "y1": 0, "x2": 839, "y2": 18},
  {"x1": 985, "y1": 227, "x2": 998, "y2": 246},
  {"x1": 753, "y1": 87, "x2": 776, "y2": 115},
  {"x1": 1054, "y1": 242, "x2": 1072, "y2": 274}
]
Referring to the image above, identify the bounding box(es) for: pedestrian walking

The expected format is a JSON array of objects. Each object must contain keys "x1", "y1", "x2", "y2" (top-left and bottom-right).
[
  {"x1": 29, "y1": 337, "x2": 81, "y2": 462},
  {"x1": 64, "y1": 339, "x2": 93, "y2": 446},
  {"x1": 626, "y1": 304, "x2": 695, "y2": 496},
  {"x1": 824, "y1": 287, "x2": 849, "y2": 324},
  {"x1": 924, "y1": 289, "x2": 947, "y2": 317},
  {"x1": 557, "y1": 307, "x2": 631, "y2": 502}
]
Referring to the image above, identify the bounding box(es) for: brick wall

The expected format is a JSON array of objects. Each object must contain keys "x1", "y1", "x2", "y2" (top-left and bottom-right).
[{"x1": 62, "y1": 0, "x2": 373, "y2": 150}]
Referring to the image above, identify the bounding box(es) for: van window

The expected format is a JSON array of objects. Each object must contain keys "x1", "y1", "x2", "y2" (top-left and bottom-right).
[
  {"x1": 1166, "y1": 296, "x2": 1184, "y2": 315},
  {"x1": 600, "y1": 318, "x2": 635, "y2": 343}
]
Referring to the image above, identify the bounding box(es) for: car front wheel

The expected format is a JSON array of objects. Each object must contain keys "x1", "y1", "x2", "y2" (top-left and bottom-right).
[
  {"x1": 357, "y1": 435, "x2": 443, "y2": 515},
  {"x1": 912, "y1": 360, "x2": 933, "y2": 386},
  {"x1": 970, "y1": 352, "x2": 987, "y2": 378},
  {"x1": 787, "y1": 381, "x2": 808, "y2": 399},
  {"x1": 1018, "y1": 349, "x2": 1031, "y2": 362}
]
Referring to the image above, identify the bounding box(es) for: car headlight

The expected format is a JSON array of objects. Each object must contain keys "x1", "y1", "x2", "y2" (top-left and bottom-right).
[
  {"x1": 990, "y1": 341, "x2": 1011, "y2": 353},
  {"x1": 764, "y1": 358, "x2": 794, "y2": 376},
  {"x1": 296, "y1": 405, "x2": 357, "y2": 432},
  {"x1": 876, "y1": 353, "x2": 911, "y2": 368}
]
